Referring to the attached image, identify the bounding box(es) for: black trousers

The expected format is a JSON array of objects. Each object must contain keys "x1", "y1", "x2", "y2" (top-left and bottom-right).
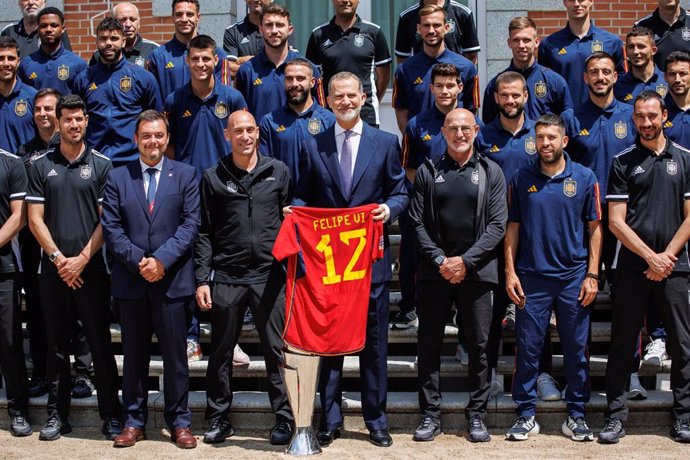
[
  {"x1": 418, "y1": 279, "x2": 493, "y2": 420},
  {"x1": 40, "y1": 264, "x2": 121, "y2": 421},
  {"x1": 0, "y1": 273, "x2": 28, "y2": 416},
  {"x1": 605, "y1": 271, "x2": 690, "y2": 421},
  {"x1": 205, "y1": 267, "x2": 290, "y2": 421}
]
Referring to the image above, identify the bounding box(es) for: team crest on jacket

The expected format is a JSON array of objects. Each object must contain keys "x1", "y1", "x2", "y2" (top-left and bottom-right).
[
  {"x1": 57, "y1": 65, "x2": 69, "y2": 81},
  {"x1": 471, "y1": 170, "x2": 479, "y2": 185},
  {"x1": 135, "y1": 56, "x2": 146, "y2": 67},
  {"x1": 120, "y1": 76, "x2": 132, "y2": 92},
  {"x1": 446, "y1": 19, "x2": 456, "y2": 33},
  {"x1": 656, "y1": 84, "x2": 668, "y2": 98},
  {"x1": 591, "y1": 40, "x2": 603, "y2": 53},
  {"x1": 614, "y1": 121, "x2": 628, "y2": 139},
  {"x1": 14, "y1": 100, "x2": 27, "y2": 116},
  {"x1": 226, "y1": 181, "x2": 238, "y2": 193},
  {"x1": 667, "y1": 160, "x2": 678, "y2": 176},
  {"x1": 524, "y1": 137, "x2": 536, "y2": 155},
  {"x1": 563, "y1": 178, "x2": 577, "y2": 197},
  {"x1": 80, "y1": 165, "x2": 92, "y2": 179},
  {"x1": 308, "y1": 118, "x2": 321, "y2": 134},
  {"x1": 214, "y1": 102, "x2": 228, "y2": 118},
  {"x1": 354, "y1": 34, "x2": 364, "y2": 47},
  {"x1": 534, "y1": 81, "x2": 547, "y2": 99},
  {"x1": 683, "y1": 27, "x2": 690, "y2": 41}
]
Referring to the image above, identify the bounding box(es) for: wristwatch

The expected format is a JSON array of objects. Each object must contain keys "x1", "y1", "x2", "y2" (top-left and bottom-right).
[
  {"x1": 48, "y1": 250, "x2": 62, "y2": 263},
  {"x1": 433, "y1": 255, "x2": 445, "y2": 267}
]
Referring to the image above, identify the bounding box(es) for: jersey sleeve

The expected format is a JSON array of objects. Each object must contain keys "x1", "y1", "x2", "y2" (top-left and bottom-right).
[
  {"x1": 460, "y1": 11, "x2": 481, "y2": 53},
  {"x1": 141, "y1": 71, "x2": 163, "y2": 111},
  {"x1": 163, "y1": 93, "x2": 178, "y2": 146},
  {"x1": 371, "y1": 218, "x2": 384, "y2": 261},
  {"x1": 214, "y1": 48, "x2": 233, "y2": 86},
  {"x1": 481, "y1": 77, "x2": 498, "y2": 123},
  {"x1": 394, "y1": 14, "x2": 413, "y2": 58},
  {"x1": 26, "y1": 160, "x2": 45, "y2": 204},
  {"x1": 613, "y1": 37, "x2": 628, "y2": 75},
  {"x1": 606, "y1": 156, "x2": 628, "y2": 202},
  {"x1": 98, "y1": 160, "x2": 113, "y2": 204},
  {"x1": 272, "y1": 214, "x2": 301, "y2": 261},
  {"x1": 305, "y1": 31, "x2": 322, "y2": 66},
  {"x1": 311, "y1": 65, "x2": 326, "y2": 107},
  {"x1": 582, "y1": 172, "x2": 602, "y2": 222},
  {"x1": 462, "y1": 65, "x2": 480, "y2": 111},
  {"x1": 230, "y1": 88, "x2": 248, "y2": 111},
  {"x1": 374, "y1": 28, "x2": 392, "y2": 66},
  {"x1": 259, "y1": 116, "x2": 271, "y2": 156},
  {"x1": 8, "y1": 156, "x2": 27, "y2": 201},
  {"x1": 223, "y1": 27, "x2": 238, "y2": 59},
  {"x1": 507, "y1": 175, "x2": 521, "y2": 223},
  {"x1": 392, "y1": 66, "x2": 408, "y2": 109}
]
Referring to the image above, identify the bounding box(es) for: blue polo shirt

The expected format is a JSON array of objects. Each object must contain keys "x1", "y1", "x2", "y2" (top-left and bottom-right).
[
  {"x1": 481, "y1": 61, "x2": 573, "y2": 123},
  {"x1": 146, "y1": 36, "x2": 231, "y2": 102},
  {"x1": 259, "y1": 101, "x2": 335, "y2": 183},
  {"x1": 508, "y1": 153, "x2": 601, "y2": 280},
  {"x1": 614, "y1": 66, "x2": 668, "y2": 105},
  {"x1": 393, "y1": 48, "x2": 479, "y2": 118},
  {"x1": 477, "y1": 116, "x2": 537, "y2": 183},
  {"x1": 538, "y1": 23, "x2": 626, "y2": 106},
  {"x1": 18, "y1": 45, "x2": 86, "y2": 94},
  {"x1": 0, "y1": 79, "x2": 36, "y2": 154},
  {"x1": 664, "y1": 96, "x2": 690, "y2": 149},
  {"x1": 72, "y1": 57, "x2": 162, "y2": 165},
  {"x1": 235, "y1": 49, "x2": 325, "y2": 123},
  {"x1": 164, "y1": 81, "x2": 247, "y2": 178},
  {"x1": 564, "y1": 98, "x2": 635, "y2": 202}
]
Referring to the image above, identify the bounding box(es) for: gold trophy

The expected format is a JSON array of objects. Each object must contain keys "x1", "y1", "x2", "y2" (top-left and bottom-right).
[{"x1": 280, "y1": 346, "x2": 322, "y2": 456}]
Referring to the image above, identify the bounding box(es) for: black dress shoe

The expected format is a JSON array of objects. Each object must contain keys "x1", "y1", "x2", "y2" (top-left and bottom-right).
[
  {"x1": 270, "y1": 418, "x2": 293, "y2": 445},
  {"x1": 203, "y1": 417, "x2": 235, "y2": 444},
  {"x1": 369, "y1": 429, "x2": 393, "y2": 447},
  {"x1": 316, "y1": 428, "x2": 341, "y2": 446},
  {"x1": 28, "y1": 377, "x2": 49, "y2": 398},
  {"x1": 102, "y1": 417, "x2": 123, "y2": 440}
]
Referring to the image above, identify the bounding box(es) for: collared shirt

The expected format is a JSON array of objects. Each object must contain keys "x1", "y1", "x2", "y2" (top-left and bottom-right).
[
  {"x1": 393, "y1": 48, "x2": 479, "y2": 118},
  {"x1": 335, "y1": 119, "x2": 364, "y2": 178},
  {"x1": 401, "y1": 105, "x2": 448, "y2": 170},
  {"x1": 306, "y1": 15, "x2": 391, "y2": 126},
  {"x1": 17, "y1": 132, "x2": 60, "y2": 170},
  {"x1": 607, "y1": 137, "x2": 690, "y2": 272},
  {"x1": 140, "y1": 157, "x2": 164, "y2": 194},
  {"x1": 18, "y1": 44, "x2": 87, "y2": 94},
  {"x1": 235, "y1": 48, "x2": 325, "y2": 122},
  {"x1": 0, "y1": 79, "x2": 37, "y2": 154},
  {"x1": 477, "y1": 116, "x2": 537, "y2": 183},
  {"x1": 538, "y1": 22, "x2": 627, "y2": 106},
  {"x1": 1, "y1": 19, "x2": 72, "y2": 58},
  {"x1": 481, "y1": 60, "x2": 573, "y2": 123},
  {"x1": 614, "y1": 66, "x2": 669, "y2": 104},
  {"x1": 89, "y1": 35, "x2": 159, "y2": 68},
  {"x1": 636, "y1": 7, "x2": 690, "y2": 70},
  {"x1": 259, "y1": 100, "x2": 336, "y2": 183},
  {"x1": 223, "y1": 15, "x2": 297, "y2": 60},
  {"x1": 664, "y1": 95, "x2": 690, "y2": 149},
  {"x1": 164, "y1": 81, "x2": 247, "y2": 178},
  {"x1": 146, "y1": 36, "x2": 231, "y2": 102},
  {"x1": 564, "y1": 98, "x2": 636, "y2": 202},
  {"x1": 0, "y1": 149, "x2": 27, "y2": 273},
  {"x1": 508, "y1": 153, "x2": 601, "y2": 280},
  {"x1": 72, "y1": 57, "x2": 162, "y2": 165},
  {"x1": 394, "y1": 0, "x2": 480, "y2": 58}
]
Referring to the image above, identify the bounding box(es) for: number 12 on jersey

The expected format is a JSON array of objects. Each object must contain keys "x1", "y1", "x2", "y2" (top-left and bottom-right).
[{"x1": 315, "y1": 229, "x2": 367, "y2": 285}]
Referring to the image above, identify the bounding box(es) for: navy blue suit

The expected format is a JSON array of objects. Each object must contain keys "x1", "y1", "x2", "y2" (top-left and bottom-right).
[
  {"x1": 293, "y1": 122, "x2": 408, "y2": 431},
  {"x1": 101, "y1": 159, "x2": 200, "y2": 430}
]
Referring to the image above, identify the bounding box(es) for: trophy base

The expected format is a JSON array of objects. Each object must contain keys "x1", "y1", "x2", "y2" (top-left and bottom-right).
[{"x1": 285, "y1": 427, "x2": 322, "y2": 456}]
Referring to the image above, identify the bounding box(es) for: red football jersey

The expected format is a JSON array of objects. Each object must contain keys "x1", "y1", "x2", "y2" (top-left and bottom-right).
[{"x1": 272, "y1": 205, "x2": 384, "y2": 355}]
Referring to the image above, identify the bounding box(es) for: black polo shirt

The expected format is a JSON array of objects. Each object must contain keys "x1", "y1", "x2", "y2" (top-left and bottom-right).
[
  {"x1": 395, "y1": 0, "x2": 480, "y2": 59},
  {"x1": 0, "y1": 149, "x2": 27, "y2": 273},
  {"x1": 606, "y1": 138, "x2": 690, "y2": 272},
  {"x1": 435, "y1": 153, "x2": 478, "y2": 257},
  {"x1": 17, "y1": 132, "x2": 60, "y2": 170},
  {"x1": 222, "y1": 15, "x2": 297, "y2": 61},
  {"x1": 26, "y1": 145, "x2": 111, "y2": 260},
  {"x1": 636, "y1": 8, "x2": 690, "y2": 70},
  {"x1": 306, "y1": 15, "x2": 391, "y2": 126},
  {"x1": 1, "y1": 19, "x2": 72, "y2": 59},
  {"x1": 89, "y1": 35, "x2": 159, "y2": 68}
]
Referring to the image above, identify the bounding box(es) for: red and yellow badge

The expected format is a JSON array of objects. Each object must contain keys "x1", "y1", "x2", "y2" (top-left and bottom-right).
[
  {"x1": 120, "y1": 76, "x2": 132, "y2": 92},
  {"x1": 57, "y1": 64, "x2": 69, "y2": 81},
  {"x1": 14, "y1": 100, "x2": 28, "y2": 117}
]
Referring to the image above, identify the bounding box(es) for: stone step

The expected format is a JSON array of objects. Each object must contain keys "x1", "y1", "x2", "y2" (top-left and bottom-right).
[{"x1": 1, "y1": 390, "x2": 673, "y2": 431}]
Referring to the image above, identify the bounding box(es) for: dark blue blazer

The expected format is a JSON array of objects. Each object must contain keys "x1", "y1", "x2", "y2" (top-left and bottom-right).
[
  {"x1": 101, "y1": 159, "x2": 200, "y2": 300},
  {"x1": 293, "y1": 123, "x2": 408, "y2": 284}
]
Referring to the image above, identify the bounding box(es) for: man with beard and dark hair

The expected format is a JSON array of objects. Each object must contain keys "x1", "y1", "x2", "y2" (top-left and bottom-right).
[
  {"x1": 600, "y1": 90, "x2": 690, "y2": 444},
  {"x1": 259, "y1": 58, "x2": 335, "y2": 183},
  {"x1": 635, "y1": 0, "x2": 690, "y2": 70},
  {"x1": 235, "y1": 3, "x2": 324, "y2": 122},
  {"x1": 0, "y1": 36, "x2": 36, "y2": 154},
  {"x1": 1, "y1": 0, "x2": 72, "y2": 58},
  {"x1": 72, "y1": 17, "x2": 161, "y2": 168},
  {"x1": 615, "y1": 27, "x2": 669, "y2": 104},
  {"x1": 663, "y1": 51, "x2": 690, "y2": 148},
  {"x1": 26, "y1": 94, "x2": 122, "y2": 441},
  {"x1": 505, "y1": 113, "x2": 602, "y2": 442}
]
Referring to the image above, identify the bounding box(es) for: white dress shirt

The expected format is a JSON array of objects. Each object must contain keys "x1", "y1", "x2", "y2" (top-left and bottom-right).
[
  {"x1": 140, "y1": 157, "x2": 164, "y2": 195},
  {"x1": 335, "y1": 118, "x2": 363, "y2": 179}
]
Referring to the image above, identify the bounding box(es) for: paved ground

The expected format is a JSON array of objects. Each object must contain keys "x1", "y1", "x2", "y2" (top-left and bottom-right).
[{"x1": 1, "y1": 426, "x2": 688, "y2": 459}]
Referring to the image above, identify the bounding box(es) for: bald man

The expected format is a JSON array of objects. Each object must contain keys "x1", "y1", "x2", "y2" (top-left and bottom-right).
[{"x1": 194, "y1": 111, "x2": 294, "y2": 445}]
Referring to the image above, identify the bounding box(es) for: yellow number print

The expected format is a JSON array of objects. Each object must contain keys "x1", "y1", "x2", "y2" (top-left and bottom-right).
[
  {"x1": 315, "y1": 234, "x2": 342, "y2": 285},
  {"x1": 315, "y1": 229, "x2": 368, "y2": 285}
]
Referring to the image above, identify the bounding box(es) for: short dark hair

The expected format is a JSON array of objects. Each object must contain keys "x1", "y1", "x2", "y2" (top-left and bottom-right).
[
  {"x1": 633, "y1": 90, "x2": 666, "y2": 112},
  {"x1": 37, "y1": 7, "x2": 65, "y2": 24},
  {"x1": 188, "y1": 35, "x2": 217, "y2": 54},
  {"x1": 0, "y1": 36, "x2": 19, "y2": 52},
  {"x1": 260, "y1": 3, "x2": 291, "y2": 24},
  {"x1": 430, "y1": 63, "x2": 461, "y2": 85},
  {"x1": 136, "y1": 110, "x2": 169, "y2": 134},
  {"x1": 535, "y1": 113, "x2": 566, "y2": 135},
  {"x1": 96, "y1": 17, "x2": 125, "y2": 35},
  {"x1": 172, "y1": 0, "x2": 200, "y2": 13},
  {"x1": 34, "y1": 88, "x2": 62, "y2": 105},
  {"x1": 626, "y1": 26, "x2": 655, "y2": 42},
  {"x1": 284, "y1": 58, "x2": 314, "y2": 75},
  {"x1": 665, "y1": 50, "x2": 690, "y2": 72},
  {"x1": 584, "y1": 51, "x2": 616, "y2": 70},
  {"x1": 56, "y1": 95, "x2": 87, "y2": 119},
  {"x1": 495, "y1": 71, "x2": 527, "y2": 93}
]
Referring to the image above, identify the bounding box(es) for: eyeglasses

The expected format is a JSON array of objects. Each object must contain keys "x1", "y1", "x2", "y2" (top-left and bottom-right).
[{"x1": 445, "y1": 125, "x2": 476, "y2": 135}]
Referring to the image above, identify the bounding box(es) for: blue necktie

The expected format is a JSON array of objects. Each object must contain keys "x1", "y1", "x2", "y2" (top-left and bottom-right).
[
  {"x1": 340, "y1": 130, "x2": 353, "y2": 196},
  {"x1": 146, "y1": 168, "x2": 157, "y2": 214}
]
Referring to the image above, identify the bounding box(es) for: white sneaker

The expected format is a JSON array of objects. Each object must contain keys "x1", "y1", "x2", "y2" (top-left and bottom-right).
[
  {"x1": 454, "y1": 343, "x2": 469, "y2": 366},
  {"x1": 562, "y1": 416, "x2": 594, "y2": 442},
  {"x1": 537, "y1": 373, "x2": 561, "y2": 401},
  {"x1": 506, "y1": 416, "x2": 539, "y2": 441},
  {"x1": 232, "y1": 344, "x2": 250, "y2": 367},
  {"x1": 643, "y1": 338, "x2": 668, "y2": 366},
  {"x1": 187, "y1": 338, "x2": 202, "y2": 362}
]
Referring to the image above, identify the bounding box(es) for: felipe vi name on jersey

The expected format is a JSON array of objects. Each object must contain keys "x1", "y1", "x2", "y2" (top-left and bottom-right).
[{"x1": 312, "y1": 210, "x2": 368, "y2": 231}]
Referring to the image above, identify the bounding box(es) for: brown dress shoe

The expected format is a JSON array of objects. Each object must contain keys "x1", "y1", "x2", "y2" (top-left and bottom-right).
[
  {"x1": 113, "y1": 427, "x2": 146, "y2": 447},
  {"x1": 172, "y1": 427, "x2": 197, "y2": 449}
]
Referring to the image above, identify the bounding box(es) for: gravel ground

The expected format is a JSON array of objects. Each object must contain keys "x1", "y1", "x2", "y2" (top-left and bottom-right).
[{"x1": 1, "y1": 426, "x2": 688, "y2": 459}]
